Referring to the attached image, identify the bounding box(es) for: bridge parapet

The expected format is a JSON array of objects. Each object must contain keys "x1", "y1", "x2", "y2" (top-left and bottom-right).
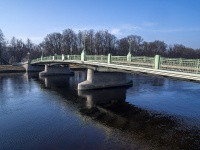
[{"x1": 31, "y1": 53, "x2": 200, "y2": 75}]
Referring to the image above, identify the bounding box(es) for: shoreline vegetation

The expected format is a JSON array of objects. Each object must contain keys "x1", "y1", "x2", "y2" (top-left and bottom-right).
[{"x1": 1, "y1": 28, "x2": 200, "y2": 67}]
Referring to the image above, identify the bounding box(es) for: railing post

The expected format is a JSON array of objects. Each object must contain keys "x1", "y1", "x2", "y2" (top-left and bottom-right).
[
  {"x1": 52, "y1": 56, "x2": 55, "y2": 60},
  {"x1": 95, "y1": 55, "x2": 97, "y2": 61},
  {"x1": 127, "y1": 52, "x2": 132, "y2": 63},
  {"x1": 154, "y1": 55, "x2": 160, "y2": 69},
  {"x1": 143, "y1": 56, "x2": 146, "y2": 63},
  {"x1": 179, "y1": 58, "x2": 182, "y2": 71},
  {"x1": 108, "y1": 53, "x2": 112, "y2": 64},
  {"x1": 196, "y1": 59, "x2": 200, "y2": 73},
  {"x1": 62, "y1": 54, "x2": 65, "y2": 61},
  {"x1": 54, "y1": 53, "x2": 57, "y2": 60},
  {"x1": 81, "y1": 50, "x2": 87, "y2": 61},
  {"x1": 179, "y1": 58, "x2": 182, "y2": 65},
  {"x1": 41, "y1": 56, "x2": 43, "y2": 61}
]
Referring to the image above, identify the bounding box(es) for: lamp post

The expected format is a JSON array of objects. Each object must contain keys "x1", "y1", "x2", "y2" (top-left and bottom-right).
[
  {"x1": 127, "y1": 39, "x2": 132, "y2": 62},
  {"x1": 83, "y1": 33, "x2": 86, "y2": 50},
  {"x1": 54, "y1": 53, "x2": 57, "y2": 60},
  {"x1": 41, "y1": 47, "x2": 44, "y2": 57},
  {"x1": 95, "y1": 48, "x2": 97, "y2": 55},
  {"x1": 81, "y1": 33, "x2": 87, "y2": 61},
  {"x1": 27, "y1": 52, "x2": 30, "y2": 61},
  {"x1": 128, "y1": 39, "x2": 132, "y2": 54},
  {"x1": 70, "y1": 47, "x2": 72, "y2": 55}
]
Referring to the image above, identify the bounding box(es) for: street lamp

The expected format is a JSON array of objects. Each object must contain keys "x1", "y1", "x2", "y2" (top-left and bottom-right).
[
  {"x1": 70, "y1": 47, "x2": 72, "y2": 55},
  {"x1": 27, "y1": 52, "x2": 30, "y2": 61},
  {"x1": 95, "y1": 48, "x2": 97, "y2": 55},
  {"x1": 128, "y1": 39, "x2": 132, "y2": 54},
  {"x1": 54, "y1": 53, "x2": 57, "y2": 60},
  {"x1": 83, "y1": 33, "x2": 87, "y2": 50},
  {"x1": 81, "y1": 33, "x2": 87, "y2": 61},
  {"x1": 41, "y1": 47, "x2": 44, "y2": 57},
  {"x1": 127, "y1": 39, "x2": 132, "y2": 62}
]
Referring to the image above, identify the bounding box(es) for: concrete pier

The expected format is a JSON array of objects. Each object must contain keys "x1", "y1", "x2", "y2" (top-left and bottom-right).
[
  {"x1": 39, "y1": 65, "x2": 73, "y2": 76},
  {"x1": 78, "y1": 69, "x2": 132, "y2": 90}
]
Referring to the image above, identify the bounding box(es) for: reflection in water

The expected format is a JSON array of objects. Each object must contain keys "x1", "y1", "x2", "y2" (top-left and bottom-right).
[
  {"x1": 38, "y1": 73, "x2": 200, "y2": 149},
  {"x1": 39, "y1": 75, "x2": 70, "y2": 89},
  {"x1": 78, "y1": 88, "x2": 126, "y2": 108},
  {"x1": 39, "y1": 71, "x2": 86, "y2": 90},
  {"x1": 1, "y1": 72, "x2": 200, "y2": 149}
]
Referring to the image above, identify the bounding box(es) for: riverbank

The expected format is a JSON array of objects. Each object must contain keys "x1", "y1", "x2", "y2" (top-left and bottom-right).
[
  {"x1": 0, "y1": 65, "x2": 25, "y2": 73},
  {"x1": 0, "y1": 64, "x2": 85, "y2": 73}
]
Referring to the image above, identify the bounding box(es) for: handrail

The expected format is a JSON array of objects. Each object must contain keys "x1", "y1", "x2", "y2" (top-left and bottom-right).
[{"x1": 31, "y1": 54, "x2": 200, "y2": 74}]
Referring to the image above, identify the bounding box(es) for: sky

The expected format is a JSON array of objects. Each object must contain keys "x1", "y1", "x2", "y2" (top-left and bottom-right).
[{"x1": 0, "y1": 0, "x2": 200, "y2": 49}]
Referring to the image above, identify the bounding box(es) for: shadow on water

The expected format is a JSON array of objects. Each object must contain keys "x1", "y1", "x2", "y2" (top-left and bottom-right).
[{"x1": 28, "y1": 72, "x2": 200, "y2": 149}]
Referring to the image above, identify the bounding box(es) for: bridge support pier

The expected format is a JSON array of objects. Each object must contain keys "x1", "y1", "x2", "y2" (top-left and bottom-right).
[
  {"x1": 39, "y1": 65, "x2": 73, "y2": 76},
  {"x1": 78, "y1": 69, "x2": 132, "y2": 90}
]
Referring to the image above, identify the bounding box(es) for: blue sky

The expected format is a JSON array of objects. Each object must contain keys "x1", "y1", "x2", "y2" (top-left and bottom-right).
[{"x1": 0, "y1": 0, "x2": 200, "y2": 49}]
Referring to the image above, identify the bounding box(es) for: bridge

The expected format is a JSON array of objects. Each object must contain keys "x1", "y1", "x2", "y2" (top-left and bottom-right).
[{"x1": 26, "y1": 49, "x2": 200, "y2": 90}]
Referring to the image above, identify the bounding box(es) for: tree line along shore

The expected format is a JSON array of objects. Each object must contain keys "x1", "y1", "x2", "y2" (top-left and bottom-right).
[{"x1": 0, "y1": 28, "x2": 200, "y2": 65}]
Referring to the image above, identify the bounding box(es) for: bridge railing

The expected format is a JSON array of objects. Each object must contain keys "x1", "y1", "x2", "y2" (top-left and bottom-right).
[
  {"x1": 31, "y1": 58, "x2": 42, "y2": 63},
  {"x1": 31, "y1": 53, "x2": 200, "y2": 74},
  {"x1": 64, "y1": 55, "x2": 81, "y2": 60},
  {"x1": 112, "y1": 56, "x2": 127, "y2": 62},
  {"x1": 43, "y1": 56, "x2": 54, "y2": 61},
  {"x1": 131, "y1": 56, "x2": 155, "y2": 68},
  {"x1": 87, "y1": 55, "x2": 108, "y2": 63},
  {"x1": 55, "y1": 55, "x2": 62, "y2": 60},
  {"x1": 112, "y1": 56, "x2": 154, "y2": 68},
  {"x1": 160, "y1": 58, "x2": 200, "y2": 73}
]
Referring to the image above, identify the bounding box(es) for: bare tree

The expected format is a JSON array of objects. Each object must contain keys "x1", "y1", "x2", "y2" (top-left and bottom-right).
[
  {"x1": 127, "y1": 35, "x2": 143, "y2": 55},
  {"x1": 62, "y1": 29, "x2": 77, "y2": 54},
  {"x1": 104, "y1": 30, "x2": 116, "y2": 54},
  {"x1": 8, "y1": 37, "x2": 17, "y2": 63},
  {"x1": 116, "y1": 37, "x2": 129, "y2": 55},
  {"x1": 26, "y1": 38, "x2": 34, "y2": 51},
  {"x1": 15, "y1": 39, "x2": 26, "y2": 62},
  {"x1": 1, "y1": 28, "x2": 200, "y2": 61},
  {"x1": 85, "y1": 29, "x2": 95, "y2": 55},
  {"x1": 95, "y1": 31, "x2": 104, "y2": 55},
  {"x1": 77, "y1": 30, "x2": 84, "y2": 54},
  {"x1": 0, "y1": 29, "x2": 6, "y2": 64},
  {"x1": 43, "y1": 32, "x2": 62, "y2": 55}
]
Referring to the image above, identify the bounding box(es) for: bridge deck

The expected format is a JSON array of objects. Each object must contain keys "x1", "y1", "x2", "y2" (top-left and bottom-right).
[{"x1": 31, "y1": 59, "x2": 200, "y2": 82}]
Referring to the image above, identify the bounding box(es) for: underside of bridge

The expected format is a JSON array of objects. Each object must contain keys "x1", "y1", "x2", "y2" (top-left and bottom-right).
[
  {"x1": 23, "y1": 61, "x2": 44, "y2": 72},
  {"x1": 39, "y1": 64, "x2": 73, "y2": 76},
  {"x1": 24, "y1": 62, "x2": 132, "y2": 90}
]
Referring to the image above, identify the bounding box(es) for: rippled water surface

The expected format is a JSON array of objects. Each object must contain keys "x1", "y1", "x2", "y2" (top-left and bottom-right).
[{"x1": 0, "y1": 72, "x2": 200, "y2": 150}]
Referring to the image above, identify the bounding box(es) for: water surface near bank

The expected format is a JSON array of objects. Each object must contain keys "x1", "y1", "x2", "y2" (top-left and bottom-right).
[{"x1": 0, "y1": 72, "x2": 200, "y2": 149}]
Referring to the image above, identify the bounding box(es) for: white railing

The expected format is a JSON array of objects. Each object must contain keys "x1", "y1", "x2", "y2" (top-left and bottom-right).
[{"x1": 31, "y1": 54, "x2": 200, "y2": 74}]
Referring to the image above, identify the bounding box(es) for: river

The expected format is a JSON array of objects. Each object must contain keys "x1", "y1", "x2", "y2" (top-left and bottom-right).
[{"x1": 0, "y1": 71, "x2": 200, "y2": 149}]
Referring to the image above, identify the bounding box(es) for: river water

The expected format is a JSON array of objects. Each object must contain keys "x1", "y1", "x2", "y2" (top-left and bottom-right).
[{"x1": 0, "y1": 71, "x2": 200, "y2": 150}]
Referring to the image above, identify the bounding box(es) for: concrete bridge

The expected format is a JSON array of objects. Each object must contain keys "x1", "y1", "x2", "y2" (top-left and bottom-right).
[{"x1": 21, "y1": 49, "x2": 200, "y2": 90}]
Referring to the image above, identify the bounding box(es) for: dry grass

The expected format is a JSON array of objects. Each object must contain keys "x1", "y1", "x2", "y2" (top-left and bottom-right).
[{"x1": 0, "y1": 65, "x2": 25, "y2": 72}]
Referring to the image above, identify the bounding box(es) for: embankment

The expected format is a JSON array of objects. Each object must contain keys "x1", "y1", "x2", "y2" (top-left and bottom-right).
[{"x1": 0, "y1": 65, "x2": 25, "y2": 73}]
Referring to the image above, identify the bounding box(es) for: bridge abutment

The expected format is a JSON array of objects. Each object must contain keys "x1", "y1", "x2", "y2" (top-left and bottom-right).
[
  {"x1": 23, "y1": 61, "x2": 44, "y2": 72},
  {"x1": 78, "y1": 69, "x2": 132, "y2": 90},
  {"x1": 39, "y1": 65, "x2": 73, "y2": 76}
]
